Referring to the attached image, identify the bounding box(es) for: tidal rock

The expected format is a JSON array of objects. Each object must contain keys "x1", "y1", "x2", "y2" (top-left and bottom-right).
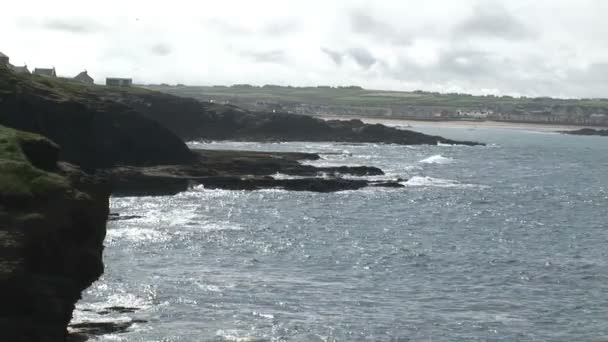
[{"x1": 561, "y1": 128, "x2": 608, "y2": 136}]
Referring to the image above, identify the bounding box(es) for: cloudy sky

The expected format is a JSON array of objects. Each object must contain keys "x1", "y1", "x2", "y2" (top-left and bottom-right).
[{"x1": 2, "y1": 0, "x2": 607, "y2": 98}]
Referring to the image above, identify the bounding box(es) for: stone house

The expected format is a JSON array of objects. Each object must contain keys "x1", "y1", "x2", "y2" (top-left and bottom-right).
[
  {"x1": 74, "y1": 71, "x2": 94, "y2": 84},
  {"x1": 0, "y1": 51, "x2": 9, "y2": 65},
  {"x1": 10, "y1": 65, "x2": 30, "y2": 74},
  {"x1": 33, "y1": 67, "x2": 57, "y2": 77}
]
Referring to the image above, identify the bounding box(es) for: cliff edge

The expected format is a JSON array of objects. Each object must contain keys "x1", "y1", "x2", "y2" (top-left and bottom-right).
[
  {"x1": 0, "y1": 125, "x2": 109, "y2": 341},
  {"x1": 0, "y1": 65, "x2": 193, "y2": 170}
]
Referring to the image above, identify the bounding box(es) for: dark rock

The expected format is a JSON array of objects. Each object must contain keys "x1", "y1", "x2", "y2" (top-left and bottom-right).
[
  {"x1": 84, "y1": 82, "x2": 483, "y2": 146},
  {"x1": 100, "y1": 166, "x2": 191, "y2": 196},
  {"x1": 562, "y1": 128, "x2": 608, "y2": 136},
  {"x1": 69, "y1": 319, "x2": 146, "y2": 340},
  {"x1": 372, "y1": 181, "x2": 406, "y2": 188},
  {"x1": 97, "y1": 306, "x2": 139, "y2": 314},
  {"x1": 103, "y1": 150, "x2": 399, "y2": 195},
  {"x1": 0, "y1": 125, "x2": 110, "y2": 341},
  {"x1": 195, "y1": 176, "x2": 369, "y2": 192},
  {"x1": 107, "y1": 215, "x2": 143, "y2": 222},
  {"x1": 18, "y1": 134, "x2": 60, "y2": 171},
  {"x1": 0, "y1": 65, "x2": 194, "y2": 171}
]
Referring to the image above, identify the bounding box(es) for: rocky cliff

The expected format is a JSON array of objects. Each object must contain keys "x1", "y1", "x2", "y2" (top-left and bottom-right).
[
  {"x1": 0, "y1": 65, "x2": 194, "y2": 171},
  {"x1": 106, "y1": 91, "x2": 482, "y2": 145},
  {"x1": 0, "y1": 125, "x2": 109, "y2": 341}
]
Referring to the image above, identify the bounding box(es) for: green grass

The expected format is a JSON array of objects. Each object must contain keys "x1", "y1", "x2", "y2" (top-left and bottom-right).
[
  {"x1": 0, "y1": 65, "x2": 156, "y2": 105},
  {"x1": 0, "y1": 125, "x2": 68, "y2": 199},
  {"x1": 146, "y1": 84, "x2": 608, "y2": 111}
]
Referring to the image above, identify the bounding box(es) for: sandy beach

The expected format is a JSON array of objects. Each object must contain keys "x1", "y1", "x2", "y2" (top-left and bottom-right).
[{"x1": 318, "y1": 115, "x2": 608, "y2": 132}]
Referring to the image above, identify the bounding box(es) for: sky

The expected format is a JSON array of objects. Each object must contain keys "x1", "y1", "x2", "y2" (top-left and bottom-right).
[{"x1": 1, "y1": 0, "x2": 607, "y2": 98}]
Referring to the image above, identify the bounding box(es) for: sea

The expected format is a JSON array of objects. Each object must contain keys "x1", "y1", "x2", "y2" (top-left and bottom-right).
[{"x1": 73, "y1": 124, "x2": 608, "y2": 341}]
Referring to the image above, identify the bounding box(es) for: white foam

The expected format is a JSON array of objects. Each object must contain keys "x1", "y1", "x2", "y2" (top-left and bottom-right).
[
  {"x1": 419, "y1": 154, "x2": 454, "y2": 164},
  {"x1": 215, "y1": 330, "x2": 260, "y2": 342},
  {"x1": 271, "y1": 172, "x2": 307, "y2": 180},
  {"x1": 404, "y1": 165, "x2": 423, "y2": 171},
  {"x1": 403, "y1": 176, "x2": 486, "y2": 189},
  {"x1": 106, "y1": 227, "x2": 170, "y2": 244},
  {"x1": 252, "y1": 311, "x2": 275, "y2": 319},
  {"x1": 437, "y1": 141, "x2": 458, "y2": 147}
]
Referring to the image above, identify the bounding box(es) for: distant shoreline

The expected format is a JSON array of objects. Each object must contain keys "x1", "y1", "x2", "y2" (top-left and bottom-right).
[{"x1": 316, "y1": 115, "x2": 608, "y2": 132}]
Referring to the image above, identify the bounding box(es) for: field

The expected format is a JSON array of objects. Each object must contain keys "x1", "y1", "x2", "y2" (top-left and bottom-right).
[{"x1": 144, "y1": 84, "x2": 608, "y2": 112}]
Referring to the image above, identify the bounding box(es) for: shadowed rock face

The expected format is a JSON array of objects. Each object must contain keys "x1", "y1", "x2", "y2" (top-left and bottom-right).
[
  {"x1": 0, "y1": 65, "x2": 480, "y2": 172},
  {"x1": 0, "y1": 125, "x2": 109, "y2": 341},
  {"x1": 98, "y1": 89, "x2": 483, "y2": 146},
  {"x1": 562, "y1": 128, "x2": 608, "y2": 136},
  {"x1": 0, "y1": 66, "x2": 194, "y2": 171}
]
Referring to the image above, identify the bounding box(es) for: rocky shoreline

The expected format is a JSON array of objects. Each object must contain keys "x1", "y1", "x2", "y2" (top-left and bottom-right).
[
  {"x1": 561, "y1": 128, "x2": 608, "y2": 136},
  {"x1": 104, "y1": 149, "x2": 401, "y2": 196},
  {"x1": 0, "y1": 65, "x2": 483, "y2": 340}
]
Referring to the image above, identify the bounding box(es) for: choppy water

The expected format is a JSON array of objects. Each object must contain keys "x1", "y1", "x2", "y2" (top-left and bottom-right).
[{"x1": 75, "y1": 125, "x2": 608, "y2": 341}]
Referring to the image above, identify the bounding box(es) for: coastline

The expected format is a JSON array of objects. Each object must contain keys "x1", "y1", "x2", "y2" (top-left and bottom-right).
[{"x1": 317, "y1": 115, "x2": 608, "y2": 132}]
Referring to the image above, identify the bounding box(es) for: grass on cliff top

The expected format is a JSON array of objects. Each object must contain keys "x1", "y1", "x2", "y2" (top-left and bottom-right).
[
  {"x1": 0, "y1": 65, "x2": 154, "y2": 103},
  {"x1": 0, "y1": 125, "x2": 68, "y2": 199}
]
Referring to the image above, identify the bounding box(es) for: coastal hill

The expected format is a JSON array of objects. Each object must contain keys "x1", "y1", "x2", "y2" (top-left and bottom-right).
[
  {"x1": 0, "y1": 66, "x2": 481, "y2": 168},
  {"x1": 145, "y1": 84, "x2": 608, "y2": 127},
  {"x1": 0, "y1": 65, "x2": 483, "y2": 196},
  {"x1": 0, "y1": 66, "x2": 194, "y2": 170},
  {"x1": 96, "y1": 85, "x2": 480, "y2": 146}
]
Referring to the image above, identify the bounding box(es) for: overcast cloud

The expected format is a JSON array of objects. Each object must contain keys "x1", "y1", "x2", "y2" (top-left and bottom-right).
[{"x1": 1, "y1": 0, "x2": 607, "y2": 98}]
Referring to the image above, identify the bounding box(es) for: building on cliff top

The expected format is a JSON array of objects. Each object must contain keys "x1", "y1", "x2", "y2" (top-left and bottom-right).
[
  {"x1": 0, "y1": 51, "x2": 30, "y2": 74},
  {"x1": 10, "y1": 65, "x2": 30, "y2": 74},
  {"x1": 106, "y1": 77, "x2": 132, "y2": 87},
  {"x1": 33, "y1": 67, "x2": 57, "y2": 77},
  {"x1": 74, "y1": 70, "x2": 94, "y2": 84},
  {"x1": 0, "y1": 51, "x2": 9, "y2": 65}
]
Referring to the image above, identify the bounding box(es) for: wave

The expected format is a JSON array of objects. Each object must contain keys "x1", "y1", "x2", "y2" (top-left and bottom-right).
[
  {"x1": 419, "y1": 155, "x2": 454, "y2": 164},
  {"x1": 403, "y1": 176, "x2": 486, "y2": 189},
  {"x1": 106, "y1": 227, "x2": 170, "y2": 244},
  {"x1": 437, "y1": 141, "x2": 459, "y2": 147},
  {"x1": 215, "y1": 330, "x2": 262, "y2": 342}
]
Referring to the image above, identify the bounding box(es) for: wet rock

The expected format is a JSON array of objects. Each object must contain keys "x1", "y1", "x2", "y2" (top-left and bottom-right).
[
  {"x1": 371, "y1": 181, "x2": 406, "y2": 188},
  {"x1": 97, "y1": 306, "x2": 140, "y2": 314},
  {"x1": 562, "y1": 128, "x2": 608, "y2": 136},
  {"x1": 107, "y1": 214, "x2": 143, "y2": 222},
  {"x1": 68, "y1": 319, "x2": 147, "y2": 341}
]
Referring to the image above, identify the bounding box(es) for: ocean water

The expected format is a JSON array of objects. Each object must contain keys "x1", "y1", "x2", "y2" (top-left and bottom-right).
[{"x1": 74, "y1": 125, "x2": 608, "y2": 341}]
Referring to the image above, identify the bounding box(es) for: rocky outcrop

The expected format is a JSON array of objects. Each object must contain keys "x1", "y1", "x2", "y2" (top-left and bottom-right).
[
  {"x1": 0, "y1": 125, "x2": 109, "y2": 341},
  {"x1": 562, "y1": 128, "x2": 608, "y2": 136},
  {"x1": 94, "y1": 86, "x2": 483, "y2": 146},
  {"x1": 105, "y1": 149, "x2": 401, "y2": 196},
  {"x1": 0, "y1": 65, "x2": 193, "y2": 171}
]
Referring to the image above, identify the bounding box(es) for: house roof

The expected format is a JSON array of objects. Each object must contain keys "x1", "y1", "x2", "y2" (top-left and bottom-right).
[
  {"x1": 74, "y1": 71, "x2": 94, "y2": 82},
  {"x1": 33, "y1": 68, "x2": 56, "y2": 76},
  {"x1": 10, "y1": 65, "x2": 30, "y2": 74},
  {"x1": 0, "y1": 51, "x2": 7, "y2": 58}
]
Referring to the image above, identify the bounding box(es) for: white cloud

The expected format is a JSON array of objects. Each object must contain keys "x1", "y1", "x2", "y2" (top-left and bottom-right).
[{"x1": 1, "y1": 0, "x2": 607, "y2": 98}]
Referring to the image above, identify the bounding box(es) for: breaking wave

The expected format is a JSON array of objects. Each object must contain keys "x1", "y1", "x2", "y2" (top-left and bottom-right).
[
  {"x1": 419, "y1": 155, "x2": 454, "y2": 164},
  {"x1": 403, "y1": 176, "x2": 486, "y2": 189}
]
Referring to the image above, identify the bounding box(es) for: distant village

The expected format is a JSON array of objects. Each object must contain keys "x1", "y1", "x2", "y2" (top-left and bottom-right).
[{"x1": 0, "y1": 50, "x2": 133, "y2": 87}]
